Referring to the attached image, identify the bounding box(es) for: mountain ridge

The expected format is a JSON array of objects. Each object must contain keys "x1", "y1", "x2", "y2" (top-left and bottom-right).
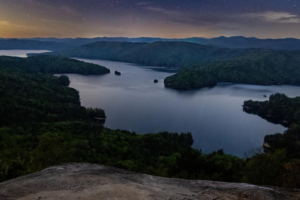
[{"x1": 2, "y1": 36, "x2": 300, "y2": 50}]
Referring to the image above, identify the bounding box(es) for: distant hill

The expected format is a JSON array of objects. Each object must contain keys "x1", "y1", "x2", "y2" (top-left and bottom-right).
[
  {"x1": 164, "y1": 50, "x2": 300, "y2": 89},
  {"x1": 48, "y1": 41, "x2": 257, "y2": 68},
  {"x1": 29, "y1": 37, "x2": 167, "y2": 46},
  {"x1": 0, "y1": 39, "x2": 68, "y2": 50},
  {"x1": 2, "y1": 36, "x2": 300, "y2": 51},
  {"x1": 26, "y1": 36, "x2": 300, "y2": 50},
  {"x1": 194, "y1": 36, "x2": 300, "y2": 50}
]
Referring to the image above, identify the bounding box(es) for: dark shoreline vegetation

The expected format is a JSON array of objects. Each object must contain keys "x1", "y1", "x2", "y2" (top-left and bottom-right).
[
  {"x1": 164, "y1": 50, "x2": 300, "y2": 90},
  {"x1": 244, "y1": 94, "x2": 300, "y2": 155},
  {"x1": 0, "y1": 55, "x2": 299, "y2": 188},
  {"x1": 243, "y1": 94, "x2": 300, "y2": 188}
]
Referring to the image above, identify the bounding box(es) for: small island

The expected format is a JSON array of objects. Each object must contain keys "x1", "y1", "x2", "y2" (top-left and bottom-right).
[
  {"x1": 154, "y1": 79, "x2": 158, "y2": 83},
  {"x1": 115, "y1": 71, "x2": 121, "y2": 76}
]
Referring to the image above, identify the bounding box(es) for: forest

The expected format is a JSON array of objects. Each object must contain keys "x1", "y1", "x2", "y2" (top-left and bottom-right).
[
  {"x1": 0, "y1": 56, "x2": 299, "y2": 189},
  {"x1": 243, "y1": 94, "x2": 300, "y2": 188},
  {"x1": 164, "y1": 50, "x2": 300, "y2": 89},
  {"x1": 0, "y1": 63, "x2": 244, "y2": 183},
  {"x1": 48, "y1": 41, "x2": 257, "y2": 68}
]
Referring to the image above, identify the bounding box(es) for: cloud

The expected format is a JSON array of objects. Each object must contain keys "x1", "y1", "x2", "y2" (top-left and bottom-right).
[
  {"x1": 245, "y1": 11, "x2": 300, "y2": 23},
  {"x1": 0, "y1": 20, "x2": 10, "y2": 26}
]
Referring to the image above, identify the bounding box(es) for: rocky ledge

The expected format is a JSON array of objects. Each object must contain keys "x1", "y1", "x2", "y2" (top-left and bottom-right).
[{"x1": 0, "y1": 163, "x2": 299, "y2": 200}]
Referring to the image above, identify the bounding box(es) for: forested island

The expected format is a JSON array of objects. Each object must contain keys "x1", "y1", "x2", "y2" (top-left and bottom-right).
[
  {"x1": 164, "y1": 50, "x2": 300, "y2": 89},
  {"x1": 0, "y1": 56, "x2": 299, "y2": 188}
]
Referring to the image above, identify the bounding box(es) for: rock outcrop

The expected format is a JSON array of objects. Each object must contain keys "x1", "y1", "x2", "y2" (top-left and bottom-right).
[{"x1": 0, "y1": 163, "x2": 299, "y2": 200}]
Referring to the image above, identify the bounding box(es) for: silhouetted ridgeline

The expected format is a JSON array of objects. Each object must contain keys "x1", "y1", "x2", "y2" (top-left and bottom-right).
[
  {"x1": 47, "y1": 41, "x2": 257, "y2": 68},
  {"x1": 0, "y1": 39, "x2": 68, "y2": 50},
  {"x1": 185, "y1": 36, "x2": 300, "y2": 50},
  {"x1": 164, "y1": 50, "x2": 300, "y2": 89},
  {"x1": 4, "y1": 36, "x2": 300, "y2": 50}
]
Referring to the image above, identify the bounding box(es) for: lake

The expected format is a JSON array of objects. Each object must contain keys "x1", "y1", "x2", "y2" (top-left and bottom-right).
[
  {"x1": 0, "y1": 50, "x2": 50, "y2": 58},
  {"x1": 2, "y1": 50, "x2": 299, "y2": 157}
]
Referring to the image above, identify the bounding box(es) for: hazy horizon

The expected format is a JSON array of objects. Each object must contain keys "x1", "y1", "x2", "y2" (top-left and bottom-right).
[{"x1": 2, "y1": 35, "x2": 300, "y2": 40}]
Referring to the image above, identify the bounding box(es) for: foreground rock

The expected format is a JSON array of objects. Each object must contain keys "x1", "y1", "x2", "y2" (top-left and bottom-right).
[{"x1": 0, "y1": 163, "x2": 299, "y2": 200}]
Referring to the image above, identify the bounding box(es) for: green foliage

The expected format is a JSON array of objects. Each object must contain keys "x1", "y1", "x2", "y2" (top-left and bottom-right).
[
  {"x1": 243, "y1": 95, "x2": 300, "y2": 188},
  {"x1": 2, "y1": 56, "x2": 299, "y2": 190},
  {"x1": 0, "y1": 62, "x2": 248, "y2": 184},
  {"x1": 243, "y1": 149, "x2": 288, "y2": 186},
  {"x1": 244, "y1": 93, "x2": 300, "y2": 124},
  {"x1": 244, "y1": 94, "x2": 300, "y2": 157},
  {"x1": 0, "y1": 70, "x2": 85, "y2": 127},
  {"x1": 165, "y1": 50, "x2": 300, "y2": 89},
  {"x1": 279, "y1": 159, "x2": 300, "y2": 188},
  {"x1": 58, "y1": 75, "x2": 70, "y2": 86}
]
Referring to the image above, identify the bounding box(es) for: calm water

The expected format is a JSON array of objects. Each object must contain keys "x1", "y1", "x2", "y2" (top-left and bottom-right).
[
  {"x1": 66, "y1": 58, "x2": 295, "y2": 157},
  {"x1": 2, "y1": 50, "x2": 300, "y2": 157},
  {"x1": 0, "y1": 50, "x2": 50, "y2": 58}
]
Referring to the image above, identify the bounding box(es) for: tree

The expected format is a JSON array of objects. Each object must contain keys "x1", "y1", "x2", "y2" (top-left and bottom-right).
[{"x1": 58, "y1": 75, "x2": 70, "y2": 86}]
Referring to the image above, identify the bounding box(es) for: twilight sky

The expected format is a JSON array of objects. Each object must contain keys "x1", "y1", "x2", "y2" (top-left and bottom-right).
[{"x1": 0, "y1": 0, "x2": 300, "y2": 39}]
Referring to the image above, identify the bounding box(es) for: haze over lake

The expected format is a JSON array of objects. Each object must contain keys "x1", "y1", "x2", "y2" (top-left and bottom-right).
[{"x1": 2, "y1": 50, "x2": 299, "y2": 157}]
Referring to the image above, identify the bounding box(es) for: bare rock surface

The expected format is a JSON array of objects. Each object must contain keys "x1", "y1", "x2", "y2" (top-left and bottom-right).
[{"x1": 0, "y1": 163, "x2": 299, "y2": 200}]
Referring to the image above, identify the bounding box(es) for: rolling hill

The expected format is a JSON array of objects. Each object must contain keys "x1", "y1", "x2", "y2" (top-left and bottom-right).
[
  {"x1": 48, "y1": 41, "x2": 256, "y2": 68},
  {"x1": 164, "y1": 50, "x2": 300, "y2": 89},
  {"x1": 0, "y1": 39, "x2": 68, "y2": 50}
]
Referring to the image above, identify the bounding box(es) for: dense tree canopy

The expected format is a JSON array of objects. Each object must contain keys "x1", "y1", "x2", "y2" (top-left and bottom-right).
[
  {"x1": 58, "y1": 75, "x2": 70, "y2": 86},
  {"x1": 243, "y1": 94, "x2": 300, "y2": 188},
  {"x1": 164, "y1": 50, "x2": 300, "y2": 89},
  {"x1": 0, "y1": 57, "x2": 245, "y2": 185},
  {"x1": 0, "y1": 55, "x2": 299, "y2": 189}
]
